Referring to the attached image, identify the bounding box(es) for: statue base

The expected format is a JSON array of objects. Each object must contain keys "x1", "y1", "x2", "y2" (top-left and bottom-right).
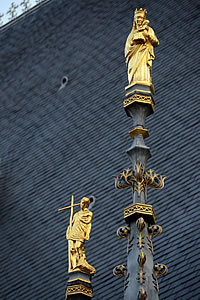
[
  {"x1": 66, "y1": 271, "x2": 93, "y2": 299},
  {"x1": 123, "y1": 82, "x2": 155, "y2": 118}
]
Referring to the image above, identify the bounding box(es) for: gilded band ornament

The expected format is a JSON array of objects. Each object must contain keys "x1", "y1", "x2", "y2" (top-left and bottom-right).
[
  {"x1": 124, "y1": 203, "x2": 155, "y2": 224},
  {"x1": 58, "y1": 195, "x2": 96, "y2": 275},
  {"x1": 125, "y1": 8, "x2": 159, "y2": 87},
  {"x1": 66, "y1": 284, "x2": 92, "y2": 297},
  {"x1": 123, "y1": 94, "x2": 154, "y2": 111}
]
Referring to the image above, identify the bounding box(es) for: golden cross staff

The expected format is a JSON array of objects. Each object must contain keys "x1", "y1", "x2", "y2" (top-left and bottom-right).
[
  {"x1": 58, "y1": 195, "x2": 81, "y2": 272},
  {"x1": 58, "y1": 195, "x2": 96, "y2": 272},
  {"x1": 58, "y1": 198, "x2": 81, "y2": 212},
  {"x1": 58, "y1": 196, "x2": 95, "y2": 213}
]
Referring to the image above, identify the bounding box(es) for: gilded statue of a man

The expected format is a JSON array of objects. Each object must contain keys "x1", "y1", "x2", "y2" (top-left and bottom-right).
[
  {"x1": 125, "y1": 8, "x2": 159, "y2": 86},
  {"x1": 66, "y1": 197, "x2": 96, "y2": 274}
]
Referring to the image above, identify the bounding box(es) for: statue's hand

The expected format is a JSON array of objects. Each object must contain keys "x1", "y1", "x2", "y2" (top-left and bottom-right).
[
  {"x1": 142, "y1": 29, "x2": 149, "y2": 40},
  {"x1": 130, "y1": 40, "x2": 134, "y2": 46}
]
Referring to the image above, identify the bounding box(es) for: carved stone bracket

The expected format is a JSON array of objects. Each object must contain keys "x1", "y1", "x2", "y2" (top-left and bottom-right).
[
  {"x1": 147, "y1": 224, "x2": 163, "y2": 254},
  {"x1": 113, "y1": 265, "x2": 127, "y2": 277},
  {"x1": 117, "y1": 226, "x2": 130, "y2": 238},
  {"x1": 152, "y1": 264, "x2": 168, "y2": 293},
  {"x1": 148, "y1": 224, "x2": 163, "y2": 237},
  {"x1": 154, "y1": 263, "x2": 168, "y2": 276}
]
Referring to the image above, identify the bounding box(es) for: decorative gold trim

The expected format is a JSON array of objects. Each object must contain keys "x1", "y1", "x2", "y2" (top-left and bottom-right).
[
  {"x1": 138, "y1": 251, "x2": 146, "y2": 284},
  {"x1": 123, "y1": 94, "x2": 154, "y2": 111},
  {"x1": 124, "y1": 203, "x2": 155, "y2": 223},
  {"x1": 136, "y1": 218, "x2": 145, "y2": 249},
  {"x1": 145, "y1": 169, "x2": 166, "y2": 189},
  {"x1": 114, "y1": 168, "x2": 133, "y2": 190},
  {"x1": 136, "y1": 217, "x2": 145, "y2": 233},
  {"x1": 115, "y1": 162, "x2": 165, "y2": 194},
  {"x1": 68, "y1": 278, "x2": 91, "y2": 284},
  {"x1": 129, "y1": 128, "x2": 149, "y2": 139},
  {"x1": 137, "y1": 287, "x2": 147, "y2": 300},
  {"x1": 67, "y1": 284, "x2": 92, "y2": 297}
]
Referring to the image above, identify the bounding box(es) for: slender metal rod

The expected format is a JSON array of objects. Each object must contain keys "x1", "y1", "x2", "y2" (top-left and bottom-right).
[
  {"x1": 68, "y1": 195, "x2": 74, "y2": 273},
  {"x1": 58, "y1": 202, "x2": 80, "y2": 212}
]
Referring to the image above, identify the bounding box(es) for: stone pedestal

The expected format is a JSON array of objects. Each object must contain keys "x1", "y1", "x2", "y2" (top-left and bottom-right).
[
  {"x1": 124, "y1": 83, "x2": 155, "y2": 119},
  {"x1": 124, "y1": 83, "x2": 154, "y2": 170},
  {"x1": 66, "y1": 271, "x2": 93, "y2": 300}
]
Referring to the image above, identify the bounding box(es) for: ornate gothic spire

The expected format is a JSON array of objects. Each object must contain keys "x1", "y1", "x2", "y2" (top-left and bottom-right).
[{"x1": 113, "y1": 9, "x2": 168, "y2": 300}]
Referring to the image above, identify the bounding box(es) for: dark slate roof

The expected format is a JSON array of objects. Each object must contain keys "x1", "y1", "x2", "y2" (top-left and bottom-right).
[{"x1": 0, "y1": 0, "x2": 199, "y2": 299}]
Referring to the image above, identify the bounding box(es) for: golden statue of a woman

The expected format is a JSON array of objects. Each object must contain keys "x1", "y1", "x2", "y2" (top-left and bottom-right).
[{"x1": 125, "y1": 8, "x2": 159, "y2": 87}]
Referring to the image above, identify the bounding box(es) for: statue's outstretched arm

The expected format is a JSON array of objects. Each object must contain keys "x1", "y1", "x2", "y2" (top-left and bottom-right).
[{"x1": 81, "y1": 213, "x2": 93, "y2": 224}]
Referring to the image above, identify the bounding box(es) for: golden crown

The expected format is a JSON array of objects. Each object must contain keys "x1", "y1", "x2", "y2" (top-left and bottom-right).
[{"x1": 134, "y1": 8, "x2": 147, "y2": 18}]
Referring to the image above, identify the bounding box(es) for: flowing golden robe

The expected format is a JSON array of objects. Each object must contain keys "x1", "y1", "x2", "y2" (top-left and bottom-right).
[
  {"x1": 125, "y1": 24, "x2": 159, "y2": 85},
  {"x1": 67, "y1": 209, "x2": 93, "y2": 242}
]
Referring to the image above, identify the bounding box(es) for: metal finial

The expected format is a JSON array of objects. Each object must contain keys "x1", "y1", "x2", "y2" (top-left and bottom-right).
[
  {"x1": 0, "y1": 13, "x2": 4, "y2": 26},
  {"x1": 20, "y1": 0, "x2": 31, "y2": 12},
  {"x1": 7, "y1": 2, "x2": 19, "y2": 20}
]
